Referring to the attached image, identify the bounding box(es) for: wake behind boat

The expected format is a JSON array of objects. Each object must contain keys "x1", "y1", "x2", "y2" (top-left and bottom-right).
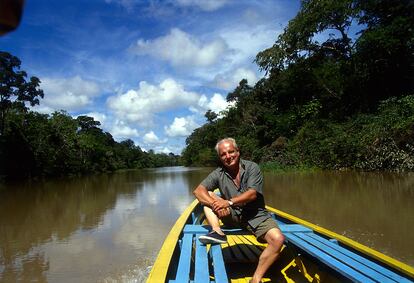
[{"x1": 147, "y1": 199, "x2": 414, "y2": 282}]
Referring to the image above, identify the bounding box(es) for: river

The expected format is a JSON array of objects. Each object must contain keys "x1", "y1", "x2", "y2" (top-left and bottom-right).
[{"x1": 0, "y1": 167, "x2": 413, "y2": 282}]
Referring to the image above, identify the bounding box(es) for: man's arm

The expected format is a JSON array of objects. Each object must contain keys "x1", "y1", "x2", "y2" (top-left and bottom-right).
[
  {"x1": 230, "y1": 188, "x2": 257, "y2": 206},
  {"x1": 193, "y1": 185, "x2": 231, "y2": 217},
  {"x1": 210, "y1": 188, "x2": 257, "y2": 211},
  {"x1": 193, "y1": 184, "x2": 215, "y2": 207}
]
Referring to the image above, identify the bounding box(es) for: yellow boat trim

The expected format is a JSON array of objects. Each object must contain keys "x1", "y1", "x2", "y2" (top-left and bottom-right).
[
  {"x1": 266, "y1": 206, "x2": 414, "y2": 277},
  {"x1": 146, "y1": 199, "x2": 199, "y2": 283}
]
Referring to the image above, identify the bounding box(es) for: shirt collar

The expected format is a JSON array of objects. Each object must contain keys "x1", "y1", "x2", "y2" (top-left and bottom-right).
[{"x1": 240, "y1": 159, "x2": 246, "y2": 169}]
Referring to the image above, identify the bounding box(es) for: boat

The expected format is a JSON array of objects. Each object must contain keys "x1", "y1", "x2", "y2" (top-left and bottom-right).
[{"x1": 147, "y1": 199, "x2": 414, "y2": 282}]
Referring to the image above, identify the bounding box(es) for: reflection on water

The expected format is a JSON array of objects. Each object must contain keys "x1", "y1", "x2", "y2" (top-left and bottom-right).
[
  {"x1": 0, "y1": 167, "x2": 211, "y2": 283},
  {"x1": 263, "y1": 170, "x2": 414, "y2": 266},
  {"x1": 0, "y1": 168, "x2": 413, "y2": 282}
]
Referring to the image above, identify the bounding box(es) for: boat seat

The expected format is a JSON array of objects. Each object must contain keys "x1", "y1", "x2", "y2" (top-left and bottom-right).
[
  {"x1": 284, "y1": 231, "x2": 411, "y2": 283},
  {"x1": 171, "y1": 223, "x2": 411, "y2": 283},
  {"x1": 169, "y1": 224, "x2": 229, "y2": 283},
  {"x1": 173, "y1": 224, "x2": 322, "y2": 282},
  {"x1": 170, "y1": 224, "x2": 318, "y2": 282}
]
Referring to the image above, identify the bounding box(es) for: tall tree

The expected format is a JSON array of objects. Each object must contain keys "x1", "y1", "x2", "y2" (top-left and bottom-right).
[
  {"x1": 204, "y1": 110, "x2": 218, "y2": 123},
  {"x1": 183, "y1": 0, "x2": 414, "y2": 169},
  {"x1": 76, "y1": 115, "x2": 101, "y2": 131},
  {"x1": 352, "y1": 0, "x2": 414, "y2": 108},
  {"x1": 255, "y1": 0, "x2": 356, "y2": 73},
  {"x1": 0, "y1": 52, "x2": 44, "y2": 135}
]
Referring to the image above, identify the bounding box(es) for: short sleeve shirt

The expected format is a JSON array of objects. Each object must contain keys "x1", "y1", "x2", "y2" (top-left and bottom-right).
[{"x1": 200, "y1": 159, "x2": 271, "y2": 228}]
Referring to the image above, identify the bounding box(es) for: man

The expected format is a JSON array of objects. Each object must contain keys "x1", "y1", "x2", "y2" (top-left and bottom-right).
[{"x1": 193, "y1": 137, "x2": 285, "y2": 283}]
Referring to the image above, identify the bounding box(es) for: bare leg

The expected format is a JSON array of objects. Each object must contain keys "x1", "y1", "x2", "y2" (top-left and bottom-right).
[
  {"x1": 203, "y1": 191, "x2": 225, "y2": 235},
  {"x1": 203, "y1": 206, "x2": 225, "y2": 235},
  {"x1": 251, "y1": 228, "x2": 284, "y2": 283}
]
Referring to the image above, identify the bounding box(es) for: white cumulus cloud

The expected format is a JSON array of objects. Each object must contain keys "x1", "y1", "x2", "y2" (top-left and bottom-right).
[
  {"x1": 191, "y1": 93, "x2": 234, "y2": 115},
  {"x1": 130, "y1": 28, "x2": 228, "y2": 67},
  {"x1": 143, "y1": 131, "x2": 165, "y2": 145},
  {"x1": 37, "y1": 76, "x2": 100, "y2": 112},
  {"x1": 219, "y1": 24, "x2": 279, "y2": 66},
  {"x1": 165, "y1": 116, "x2": 200, "y2": 137},
  {"x1": 213, "y1": 67, "x2": 258, "y2": 91},
  {"x1": 110, "y1": 120, "x2": 139, "y2": 140},
  {"x1": 107, "y1": 78, "x2": 200, "y2": 125}
]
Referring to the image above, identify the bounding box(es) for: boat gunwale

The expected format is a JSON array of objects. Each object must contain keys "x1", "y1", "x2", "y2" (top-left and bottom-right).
[
  {"x1": 266, "y1": 205, "x2": 414, "y2": 278},
  {"x1": 146, "y1": 198, "x2": 199, "y2": 282}
]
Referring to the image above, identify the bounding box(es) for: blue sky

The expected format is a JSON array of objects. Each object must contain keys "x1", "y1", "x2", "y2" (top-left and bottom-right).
[{"x1": 1, "y1": 0, "x2": 300, "y2": 154}]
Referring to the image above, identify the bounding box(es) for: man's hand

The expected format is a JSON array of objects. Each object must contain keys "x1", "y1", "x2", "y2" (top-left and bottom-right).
[
  {"x1": 215, "y1": 207, "x2": 231, "y2": 218},
  {"x1": 211, "y1": 198, "x2": 230, "y2": 212}
]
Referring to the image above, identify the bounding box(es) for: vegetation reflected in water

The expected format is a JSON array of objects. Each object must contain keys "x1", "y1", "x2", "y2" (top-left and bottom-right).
[
  {"x1": 0, "y1": 168, "x2": 412, "y2": 282},
  {"x1": 264, "y1": 170, "x2": 414, "y2": 266}
]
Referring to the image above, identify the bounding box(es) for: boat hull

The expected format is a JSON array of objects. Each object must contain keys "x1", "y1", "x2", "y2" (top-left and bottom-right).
[{"x1": 147, "y1": 200, "x2": 414, "y2": 282}]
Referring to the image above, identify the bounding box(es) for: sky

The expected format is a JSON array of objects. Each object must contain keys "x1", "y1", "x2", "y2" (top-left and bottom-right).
[{"x1": 1, "y1": 0, "x2": 300, "y2": 154}]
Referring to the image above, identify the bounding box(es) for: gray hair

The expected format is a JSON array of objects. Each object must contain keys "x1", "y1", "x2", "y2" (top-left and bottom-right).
[{"x1": 215, "y1": 137, "x2": 238, "y2": 155}]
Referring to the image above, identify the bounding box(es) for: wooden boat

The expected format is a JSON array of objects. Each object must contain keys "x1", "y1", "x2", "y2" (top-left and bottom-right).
[{"x1": 147, "y1": 199, "x2": 414, "y2": 282}]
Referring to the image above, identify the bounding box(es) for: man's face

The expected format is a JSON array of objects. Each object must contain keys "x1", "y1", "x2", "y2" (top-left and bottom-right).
[{"x1": 218, "y1": 141, "x2": 240, "y2": 169}]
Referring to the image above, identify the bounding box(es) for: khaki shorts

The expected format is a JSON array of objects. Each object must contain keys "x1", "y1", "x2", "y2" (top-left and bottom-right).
[
  {"x1": 246, "y1": 217, "x2": 279, "y2": 243},
  {"x1": 221, "y1": 209, "x2": 279, "y2": 243}
]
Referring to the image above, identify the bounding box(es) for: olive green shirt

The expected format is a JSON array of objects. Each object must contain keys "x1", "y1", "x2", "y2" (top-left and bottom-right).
[{"x1": 201, "y1": 159, "x2": 272, "y2": 228}]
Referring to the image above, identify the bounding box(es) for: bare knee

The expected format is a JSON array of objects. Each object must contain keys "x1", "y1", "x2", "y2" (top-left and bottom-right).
[
  {"x1": 264, "y1": 228, "x2": 285, "y2": 250},
  {"x1": 203, "y1": 205, "x2": 213, "y2": 212}
]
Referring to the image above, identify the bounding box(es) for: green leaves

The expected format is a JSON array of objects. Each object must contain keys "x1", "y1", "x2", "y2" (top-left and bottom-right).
[
  {"x1": 184, "y1": 0, "x2": 414, "y2": 171},
  {"x1": 256, "y1": 0, "x2": 356, "y2": 72},
  {"x1": 0, "y1": 51, "x2": 44, "y2": 135}
]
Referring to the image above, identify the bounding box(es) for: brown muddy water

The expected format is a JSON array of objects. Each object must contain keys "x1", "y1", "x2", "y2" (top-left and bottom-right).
[{"x1": 0, "y1": 167, "x2": 413, "y2": 282}]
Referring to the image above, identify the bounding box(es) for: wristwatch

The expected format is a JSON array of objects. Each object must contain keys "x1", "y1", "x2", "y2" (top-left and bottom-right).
[{"x1": 228, "y1": 200, "x2": 234, "y2": 207}]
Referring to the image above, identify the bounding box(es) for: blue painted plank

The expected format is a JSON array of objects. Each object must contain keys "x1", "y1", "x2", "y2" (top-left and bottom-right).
[
  {"x1": 184, "y1": 224, "x2": 243, "y2": 235},
  {"x1": 306, "y1": 232, "x2": 412, "y2": 283},
  {"x1": 296, "y1": 232, "x2": 395, "y2": 282},
  {"x1": 195, "y1": 235, "x2": 210, "y2": 283},
  {"x1": 184, "y1": 223, "x2": 311, "y2": 234},
  {"x1": 184, "y1": 225, "x2": 209, "y2": 234},
  {"x1": 175, "y1": 233, "x2": 193, "y2": 283},
  {"x1": 285, "y1": 233, "x2": 376, "y2": 283},
  {"x1": 278, "y1": 224, "x2": 312, "y2": 233},
  {"x1": 329, "y1": 238, "x2": 339, "y2": 244},
  {"x1": 210, "y1": 244, "x2": 228, "y2": 283}
]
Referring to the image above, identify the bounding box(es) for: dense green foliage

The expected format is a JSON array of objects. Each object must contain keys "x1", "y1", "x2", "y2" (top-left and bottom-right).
[
  {"x1": 1, "y1": 0, "x2": 413, "y2": 178},
  {"x1": 182, "y1": 0, "x2": 414, "y2": 171},
  {"x1": 0, "y1": 52, "x2": 181, "y2": 180}
]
